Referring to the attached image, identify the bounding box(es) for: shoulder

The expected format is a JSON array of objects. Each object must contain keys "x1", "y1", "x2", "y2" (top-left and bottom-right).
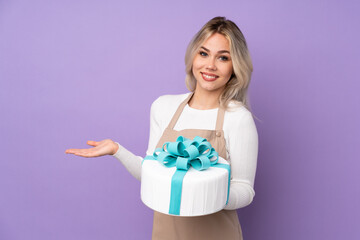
[
  {"x1": 150, "y1": 93, "x2": 191, "y2": 124},
  {"x1": 224, "y1": 101, "x2": 256, "y2": 129},
  {"x1": 223, "y1": 103, "x2": 258, "y2": 145},
  {"x1": 151, "y1": 92, "x2": 190, "y2": 112}
]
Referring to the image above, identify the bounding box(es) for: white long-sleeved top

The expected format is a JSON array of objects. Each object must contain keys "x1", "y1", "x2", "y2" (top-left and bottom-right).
[{"x1": 112, "y1": 93, "x2": 259, "y2": 210}]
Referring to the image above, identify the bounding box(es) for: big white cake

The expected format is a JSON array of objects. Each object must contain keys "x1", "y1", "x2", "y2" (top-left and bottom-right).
[{"x1": 141, "y1": 155, "x2": 230, "y2": 217}]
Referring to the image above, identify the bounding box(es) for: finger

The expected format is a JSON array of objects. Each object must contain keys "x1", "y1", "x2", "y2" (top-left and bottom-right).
[
  {"x1": 65, "y1": 148, "x2": 84, "y2": 154},
  {"x1": 65, "y1": 149, "x2": 77, "y2": 154},
  {"x1": 74, "y1": 151, "x2": 99, "y2": 158},
  {"x1": 74, "y1": 152, "x2": 91, "y2": 157},
  {"x1": 76, "y1": 148, "x2": 100, "y2": 156},
  {"x1": 74, "y1": 149, "x2": 93, "y2": 154},
  {"x1": 87, "y1": 140, "x2": 100, "y2": 147}
]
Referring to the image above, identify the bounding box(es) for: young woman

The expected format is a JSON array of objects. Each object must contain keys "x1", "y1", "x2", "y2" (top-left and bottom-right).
[{"x1": 66, "y1": 16, "x2": 258, "y2": 240}]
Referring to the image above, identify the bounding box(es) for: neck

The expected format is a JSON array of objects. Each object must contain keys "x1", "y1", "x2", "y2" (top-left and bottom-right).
[{"x1": 188, "y1": 88, "x2": 223, "y2": 110}]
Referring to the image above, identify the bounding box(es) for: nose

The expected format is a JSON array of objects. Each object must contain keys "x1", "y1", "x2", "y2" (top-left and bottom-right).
[{"x1": 206, "y1": 57, "x2": 217, "y2": 71}]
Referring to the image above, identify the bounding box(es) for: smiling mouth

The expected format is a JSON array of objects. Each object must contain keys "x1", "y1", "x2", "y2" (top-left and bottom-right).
[{"x1": 201, "y1": 72, "x2": 219, "y2": 81}]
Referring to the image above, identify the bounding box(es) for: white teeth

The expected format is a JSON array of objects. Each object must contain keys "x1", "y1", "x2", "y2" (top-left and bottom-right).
[{"x1": 202, "y1": 73, "x2": 217, "y2": 78}]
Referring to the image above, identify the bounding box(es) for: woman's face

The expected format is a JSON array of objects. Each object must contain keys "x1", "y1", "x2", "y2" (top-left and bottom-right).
[{"x1": 192, "y1": 33, "x2": 233, "y2": 94}]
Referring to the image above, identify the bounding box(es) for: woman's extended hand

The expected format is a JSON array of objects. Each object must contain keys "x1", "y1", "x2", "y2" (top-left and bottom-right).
[{"x1": 65, "y1": 139, "x2": 119, "y2": 158}]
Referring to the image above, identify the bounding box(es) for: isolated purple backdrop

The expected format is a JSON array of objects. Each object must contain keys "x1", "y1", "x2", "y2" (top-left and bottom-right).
[{"x1": 0, "y1": 0, "x2": 359, "y2": 239}]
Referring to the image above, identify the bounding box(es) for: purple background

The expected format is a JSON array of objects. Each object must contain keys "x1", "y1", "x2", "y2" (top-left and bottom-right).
[{"x1": 0, "y1": 0, "x2": 359, "y2": 239}]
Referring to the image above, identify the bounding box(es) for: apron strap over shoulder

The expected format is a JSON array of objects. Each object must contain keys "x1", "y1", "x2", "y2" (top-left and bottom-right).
[
  {"x1": 168, "y1": 92, "x2": 194, "y2": 129},
  {"x1": 215, "y1": 107, "x2": 225, "y2": 131}
]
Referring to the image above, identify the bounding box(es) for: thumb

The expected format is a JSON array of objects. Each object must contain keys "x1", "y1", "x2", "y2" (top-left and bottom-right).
[{"x1": 87, "y1": 140, "x2": 100, "y2": 147}]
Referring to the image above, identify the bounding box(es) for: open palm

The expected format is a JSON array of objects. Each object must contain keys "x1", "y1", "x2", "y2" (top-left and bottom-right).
[{"x1": 65, "y1": 139, "x2": 118, "y2": 158}]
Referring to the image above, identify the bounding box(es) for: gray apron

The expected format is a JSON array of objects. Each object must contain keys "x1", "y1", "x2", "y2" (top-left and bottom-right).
[{"x1": 151, "y1": 92, "x2": 243, "y2": 240}]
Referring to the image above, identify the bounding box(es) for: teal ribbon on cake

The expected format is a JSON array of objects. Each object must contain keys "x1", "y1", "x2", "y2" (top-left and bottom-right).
[{"x1": 142, "y1": 136, "x2": 231, "y2": 216}]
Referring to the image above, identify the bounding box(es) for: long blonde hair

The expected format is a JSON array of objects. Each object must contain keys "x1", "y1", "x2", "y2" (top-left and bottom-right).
[{"x1": 185, "y1": 16, "x2": 255, "y2": 115}]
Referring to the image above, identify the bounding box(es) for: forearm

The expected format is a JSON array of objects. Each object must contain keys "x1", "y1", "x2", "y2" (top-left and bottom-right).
[
  {"x1": 224, "y1": 180, "x2": 255, "y2": 210},
  {"x1": 112, "y1": 142, "x2": 142, "y2": 181}
]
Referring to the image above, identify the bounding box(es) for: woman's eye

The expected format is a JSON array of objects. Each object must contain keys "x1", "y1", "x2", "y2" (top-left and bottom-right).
[
  {"x1": 219, "y1": 56, "x2": 229, "y2": 61},
  {"x1": 199, "y1": 51, "x2": 208, "y2": 57}
]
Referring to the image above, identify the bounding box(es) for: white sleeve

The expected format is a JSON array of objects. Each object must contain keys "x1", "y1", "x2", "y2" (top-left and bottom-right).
[
  {"x1": 112, "y1": 97, "x2": 162, "y2": 181},
  {"x1": 224, "y1": 111, "x2": 259, "y2": 210},
  {"x1": 112, "y1": 142, "x2": 143, "y2": 181}
]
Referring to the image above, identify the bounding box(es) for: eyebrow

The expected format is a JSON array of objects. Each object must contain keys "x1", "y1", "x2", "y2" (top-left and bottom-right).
[{"x1": 200, "y1": 46, "x2": 230, "y2": 54}]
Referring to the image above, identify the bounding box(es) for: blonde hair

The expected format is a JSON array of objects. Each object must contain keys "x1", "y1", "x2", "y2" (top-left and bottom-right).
[{"x1": 185, "y1": 16, "x2": 256, "y2": 117}]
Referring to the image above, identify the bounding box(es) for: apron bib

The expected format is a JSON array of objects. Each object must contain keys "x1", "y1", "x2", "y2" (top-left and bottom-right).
[{"x1": 151, "y1": 92, "x2": 243, "y2": 240}]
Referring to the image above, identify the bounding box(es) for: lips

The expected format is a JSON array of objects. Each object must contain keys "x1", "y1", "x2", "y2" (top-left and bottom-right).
[{"x1": 201, "y1": 72, "x2": 219, "y2": 81}]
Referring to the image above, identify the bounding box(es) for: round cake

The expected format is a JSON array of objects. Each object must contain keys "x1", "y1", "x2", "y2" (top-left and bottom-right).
[{"x1": 140, "y1": 156, "x2": 230, "y2": 217}]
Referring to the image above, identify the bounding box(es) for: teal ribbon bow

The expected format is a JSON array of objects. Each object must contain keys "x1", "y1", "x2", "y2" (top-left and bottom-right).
[{"x1": 142, "y1": 136, "x2": 231, "y2": 215}]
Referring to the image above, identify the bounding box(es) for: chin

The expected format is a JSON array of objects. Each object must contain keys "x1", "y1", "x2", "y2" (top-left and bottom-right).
[{"x1": 198, "y1": 84, "x2": 222, "y2": 93}]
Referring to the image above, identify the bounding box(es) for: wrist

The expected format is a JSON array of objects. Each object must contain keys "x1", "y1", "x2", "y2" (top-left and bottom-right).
[{"x1": 111, "y1": 141, "x2": 120, "y2": 155}]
